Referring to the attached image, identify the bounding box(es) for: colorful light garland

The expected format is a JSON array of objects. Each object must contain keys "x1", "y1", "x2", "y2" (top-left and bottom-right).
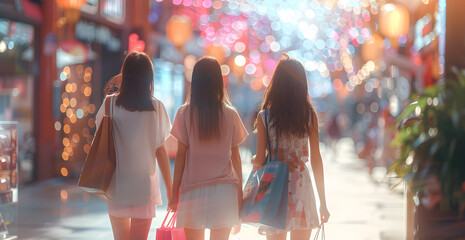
[{"x1": 158, "y1": 0, "x2": 387, "y2": 96}]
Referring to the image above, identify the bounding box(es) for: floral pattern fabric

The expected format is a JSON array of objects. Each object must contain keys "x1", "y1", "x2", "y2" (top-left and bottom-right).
[{"x1": 258, "y1": 110, "x2": 320, "y2": 235}]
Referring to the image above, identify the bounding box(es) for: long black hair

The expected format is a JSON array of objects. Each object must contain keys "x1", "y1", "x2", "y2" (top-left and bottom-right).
[
  {"x1": 187, "y1": 57, "x2": 230, "y2": 141},
  {"x1": 104, "y1": 52, "x2": 155, "y2": 111}
]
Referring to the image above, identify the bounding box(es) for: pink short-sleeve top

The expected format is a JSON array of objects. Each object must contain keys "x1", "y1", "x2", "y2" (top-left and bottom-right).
[{"x1": 171, "y1": 104, "x2": 248, "y2": 193}]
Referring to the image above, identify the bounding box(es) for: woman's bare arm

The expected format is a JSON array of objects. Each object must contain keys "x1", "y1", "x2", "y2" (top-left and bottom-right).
[
  {"x1": 168, "y1": 141, "x2": 188, "y2": 211},
  {"x1": 156, "y1": 144, "x2": 172, "y2": 205},
  {"x1": 231, "y1": 146, "x2": 243, "y2": 210},
  {"x1": 309, "y1": 121, "x2": 330, "y2": 223},
  {"x1": 252, "y1": 114, "x2": 267, "y2": 168}
]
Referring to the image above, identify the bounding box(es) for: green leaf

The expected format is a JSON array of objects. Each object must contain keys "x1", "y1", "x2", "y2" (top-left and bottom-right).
[
  {"x1": 390, "y1": 179, "x2": 405, "y2": 190},
  {"x1": 391, "y1": 68, "x2": 465, "y2": 214},
  {"x1": 396, "y1": 102, "x2": 419, "y2": 125},
  {"x1": 423, "y1": 86, "x2": 441, "y2": 97},
  {"x1": 454, "y1": 68, "x2": 465, "y2": 87},
  {"x1": 388, "y1": 160, "x2": 401, "y2": 173}
]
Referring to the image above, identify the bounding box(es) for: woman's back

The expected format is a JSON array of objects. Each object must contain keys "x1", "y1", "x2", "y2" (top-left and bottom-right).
[
  {"x1": 253, "y1": 54, "x2": 329, "y2": 237},
  {"x1": 259, "y1": 110, "x2": 309, "y2": 173},
  {"x1": 96, "y1": 96, "x2": 171, "y2": 205},
  {"x1": 171, "y1": 104, "x2": 248, "y2": 193}
]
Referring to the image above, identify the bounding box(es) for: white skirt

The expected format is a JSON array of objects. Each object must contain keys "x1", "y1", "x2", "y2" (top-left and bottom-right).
[
  {"x1": 107, "y1": 201, "x2": 157, "y2": 219},
  {"x1": 176, "y1": 183, "x2": 239, "y2": 229}
]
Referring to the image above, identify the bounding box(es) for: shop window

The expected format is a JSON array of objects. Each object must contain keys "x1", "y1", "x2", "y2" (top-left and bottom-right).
[{"x1": 0, "y1": 19, "x2": 35, "y2": 184}]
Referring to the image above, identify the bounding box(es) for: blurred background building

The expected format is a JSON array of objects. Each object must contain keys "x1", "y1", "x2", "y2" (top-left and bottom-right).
[{"x1": 1, "y1": 0, "x2": 460, "y2": 184}]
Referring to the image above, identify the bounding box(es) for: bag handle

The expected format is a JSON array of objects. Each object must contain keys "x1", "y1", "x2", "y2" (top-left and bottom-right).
[
  {"x1": 105, "y1": 96, "x2": 113, "y2": 159},
  {"x1": 264, "y1": 110, "x2": 272, "y2": 162},
  {"x1": 264, "y1": 109, "x2": 279, "y2": 162},
  {"x1": 313, "y1": 224, "x2": 325, "y2": 240},
  {"x1": 167, "y1": 211, "x2": 177, "y2": 228},
  {"x1": 110, "y1": 95, "x2": 114, "y2": 118},
  {"x1": 104, "y1": 96, "x2": 111, "y2": 117},
  {"x1": 274, "y1": 120, "x2": 279, "y2": 162},
  {"x1": 161, "y1": 210, "x2": 177, "y2": 228},
  {"x1": 161, "y1": 211, "x2": 171, "y2": 227}
]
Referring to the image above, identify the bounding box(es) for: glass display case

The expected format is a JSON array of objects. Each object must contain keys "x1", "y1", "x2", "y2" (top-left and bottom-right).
[{"x1": 0, "y1": 122, "x2": 18, "y2": 240}]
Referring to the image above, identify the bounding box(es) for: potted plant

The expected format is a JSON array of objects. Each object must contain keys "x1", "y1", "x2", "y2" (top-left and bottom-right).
[{"x1": 390, "y1": 68, "x2": 465, "y2": 239}]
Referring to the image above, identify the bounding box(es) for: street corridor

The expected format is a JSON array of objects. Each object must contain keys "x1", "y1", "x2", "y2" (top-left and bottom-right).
[{"x1": 18, "y1": 139, "x2": 404, "y2": 240}]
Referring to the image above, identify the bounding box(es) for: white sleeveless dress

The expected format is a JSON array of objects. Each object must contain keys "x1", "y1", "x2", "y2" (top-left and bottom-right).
[{"x1": 258, "y1": 110, "x2": 320, "y2": 234}]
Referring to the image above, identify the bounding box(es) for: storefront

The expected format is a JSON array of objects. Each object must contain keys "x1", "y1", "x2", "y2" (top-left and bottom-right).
[
  {"x1": 412, "y1": 0, "x2": 445, "y2": 87},
  {"x1": 0, "y1": 0, "x2": 42, "y2": 185},
  {"x1": 0, "y1": 1, "x2": 42, "y2": 237},
  {"x1": 53, "y1": 0, "x2": 128, "y2": 178}
]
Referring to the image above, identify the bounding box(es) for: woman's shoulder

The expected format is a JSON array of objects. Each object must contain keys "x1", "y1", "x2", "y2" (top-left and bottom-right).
[
  {"x1": 101, "y1": 94, "x2": 117, "y2": 109},
  {"x1": 150, "y1": 96, "x2": 161, "y2": 105},
  {"x1": 174, "y1": 104, "x2": 190, "y2": 117},
  {"x1": 151, "y1": 97, "x2": 170, "y2": 110},
  {"x1": 223, "y1": 104, "x2": 237, "y2": 112},
  {"x1": 223, "y1": 104, "x2": 242, "y2": 118},
  {"x1": 104, "y1": 93, "x2": 118, "y2": 101},
  {"x1": 258, "y1": 109, "x2": 267, "y2": 118}
]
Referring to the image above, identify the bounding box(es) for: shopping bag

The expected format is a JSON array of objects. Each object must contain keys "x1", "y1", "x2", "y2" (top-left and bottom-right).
[
  {"x1": 156, "y1": 211, "x2": 186, "y2": 240},
  {"x1": 313, "y1": 224, "x2": 325, "y2": 240},
  {"x1": 78, "y1": 96, "x2": 116, "y2": 198},
  {"x1": 241, "y1": 160, "x2": 289, "y2": 229},
  {"x1": 263, "y1": 164, "x2": 288, "y2": 226},
  {"x1": 241, "y1": 110, "x2": 289, "y2": 229}
]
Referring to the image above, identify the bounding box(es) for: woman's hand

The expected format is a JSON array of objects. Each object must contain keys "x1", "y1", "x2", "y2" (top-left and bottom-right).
[
  {"x1": 231, "y1": 220, "x2": 242, "y2": 235},
  {"x1": 320, "y1": 204, "x2": 330, "y2": 223},
  {"x1": 95, "y1": 193, "x2": 108, "y2": 201},
  {"x1": 168, "y1": 195, "x2": 178, "y2": 212},
  {"x1": 251, "y1": 155, "x2": 257, "y2": 166},
  {"x1": 170, "y1": 140, "x2": 187, "y2": 213},
  {"x1": 251, "y1": 155, "x2": 262, "y2": 172}
]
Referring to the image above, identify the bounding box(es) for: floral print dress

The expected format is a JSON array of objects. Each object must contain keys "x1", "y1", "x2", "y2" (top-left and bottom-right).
[{"x1": 258, "y1": 110, "x2": 320, "y2": 235}]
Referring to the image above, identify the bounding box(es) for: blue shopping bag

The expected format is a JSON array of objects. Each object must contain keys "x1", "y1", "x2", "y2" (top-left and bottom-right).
[
  {"x1": 241, "y1": 161, "x2": 289, "y2": 229},
  {"x1": 241, "y1": 110, "x2": 289, "y2": 230}
]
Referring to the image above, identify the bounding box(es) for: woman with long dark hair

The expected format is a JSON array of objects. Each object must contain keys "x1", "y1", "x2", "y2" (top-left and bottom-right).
[
  {"x1": 96, "y1": 52, "x2": 173, "y2": 240},
  {"x1": 169, "y1": 57, "x2": 248, "y2": 240},
  {"x1": 252, "y1": 54, "x2": 330, "y2": 240}
]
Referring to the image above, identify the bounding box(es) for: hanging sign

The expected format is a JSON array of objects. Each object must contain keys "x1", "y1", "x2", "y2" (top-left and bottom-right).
[
  {"x1": 75, "y1": 20, "x2": 121, "y2": 52},
  {"x1": 100, "y1": 0, "x2": 125, "y2": 24}
]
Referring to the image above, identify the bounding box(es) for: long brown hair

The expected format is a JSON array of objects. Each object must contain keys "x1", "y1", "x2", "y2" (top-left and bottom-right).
[
  {"x1": 187, "y1": 57, "x2": 230, "y2": 141},
  {"x1": 260, "y1": 54, "x2": 318, "y2": 137},
  {"x1": 104, "y1": 52, "x2": 155, "y2": 111}
]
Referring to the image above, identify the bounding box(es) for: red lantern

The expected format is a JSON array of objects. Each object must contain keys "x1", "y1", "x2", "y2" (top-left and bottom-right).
[
  {"x1": 56, "y1": 0, "x2": 87, "y2": 10},
  {"x1": 379, "y1": 3, "x2": 410, "y2": 39},
  {"x1": 56, "y1": 0, "x2": 87, "y2": 23},
  {"x1": 205, "y1": 44, "x2": 226, "y2": 64},
  {"x1": 362, "y1": 33, "x2": 384, "y2": 62},
  {"x1": 166, "y1": 16, "x2": 193, "y2": 48}
]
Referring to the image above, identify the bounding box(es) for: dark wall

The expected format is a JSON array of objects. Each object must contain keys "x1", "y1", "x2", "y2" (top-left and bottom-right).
[{"x1": 445, "y1": 0, "x2": 465, "y2": 78}]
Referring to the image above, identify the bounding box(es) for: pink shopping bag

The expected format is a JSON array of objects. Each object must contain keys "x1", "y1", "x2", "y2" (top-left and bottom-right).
[{"x1": 156, "y1": 211, "x2": 185, "y2": 240}]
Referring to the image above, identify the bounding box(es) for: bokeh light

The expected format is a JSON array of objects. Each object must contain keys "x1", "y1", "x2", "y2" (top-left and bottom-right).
[
  {"x1": 220, "y1": 64, "x2": 230, "y2": 76},
  {"x1": 61, "y1": 168, "x2": 68, "y2": 177},
  {"x1": 234, "y1": 55, "x2": 246, "y2": 67}
]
